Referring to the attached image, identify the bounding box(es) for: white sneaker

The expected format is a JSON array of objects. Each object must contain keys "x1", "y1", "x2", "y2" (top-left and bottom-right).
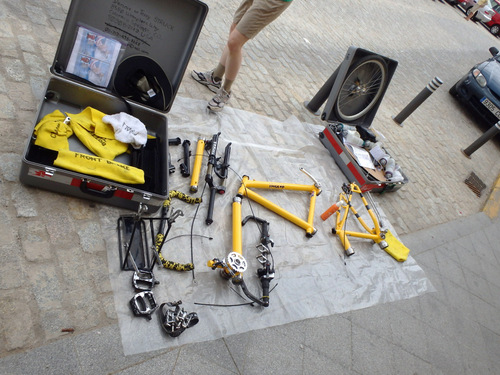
[
  {"x1": 191, "y1": 69, "x2": 221, "y2": 93},
  {"x1": 208, "y1": 88, "x2": 231, "y2": 112}
]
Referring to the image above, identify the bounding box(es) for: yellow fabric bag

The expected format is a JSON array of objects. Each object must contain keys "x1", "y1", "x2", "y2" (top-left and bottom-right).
[
  {"x1": 33, "y1": 110, "x2": 73, "y2": 151},
  {"x1": 67, "y1": 107, "x2": 129, "y2": 160},
  {"x1": 54, "y1": 150, "x2": 145, "y2": 184}
]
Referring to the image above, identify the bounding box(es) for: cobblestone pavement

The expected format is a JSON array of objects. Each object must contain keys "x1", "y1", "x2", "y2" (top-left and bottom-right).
[{"x1": 1, "y1": 0, "x2": 500, "y2": 373}]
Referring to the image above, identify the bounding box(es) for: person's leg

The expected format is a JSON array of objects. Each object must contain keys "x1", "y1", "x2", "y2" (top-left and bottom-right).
[
  {"x1": 222, "y1": 28, "x2": 249, "y2": 92},
  {"x1": 208, "y1": 0, "x2": 291, "y2": 111},
  {"x1": 465, "y1": 4, "x2": 481, "y2": 20},
  {"x1": 190, "y1": 22, "x2": 240, "y2": 92},
  {"x1": 214, "y1": 22, "x2": 238, "y2": 80}
]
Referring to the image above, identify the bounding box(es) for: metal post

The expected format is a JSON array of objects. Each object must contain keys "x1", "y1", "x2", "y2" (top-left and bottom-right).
[
  {"x1": 461, "y1": 121, "x2": 500, "y2": 158},
  {"x1": 392, "y1": 77, "x2": 443, "y2": 126},
  {"x1": 304, "y1": 67, "x2": 339, "y2": 116}
]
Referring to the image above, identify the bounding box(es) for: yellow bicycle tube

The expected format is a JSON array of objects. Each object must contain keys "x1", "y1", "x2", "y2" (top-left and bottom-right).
[
  {"x1": 238, "y1": 175, "x2": 321, "y2": 236},
  {"x1": 190, "y1": 139, "x2": 205, "y2": 192},
  {"x1": 333, "y1": 182, "x2": 389, "y2": 255},
  {"x1": 232, "y1": 197, "x2": 243, "y2": 256}
]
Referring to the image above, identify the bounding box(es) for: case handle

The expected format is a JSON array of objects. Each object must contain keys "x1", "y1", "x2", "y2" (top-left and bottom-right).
[{"x1": 79, "y1": 179, "x2": 116, "y2": 198}]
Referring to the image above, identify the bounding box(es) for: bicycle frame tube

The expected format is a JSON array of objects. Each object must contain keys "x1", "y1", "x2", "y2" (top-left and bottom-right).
[
  {"x1": 190, "y1": 139, "x2": 205, "y2": 193},
  {"x1": 238, "y1": 175, "x2": 321, "y2": 236},
  {"x1": 232, "y1": 196, "x2": 243, "y2": 257},
  {"x1": 207, "y1": 172, "x2": 321, "y2": 306},
  {"x1": 334, "y1": 183, "x2": 385, "y2": 254}
]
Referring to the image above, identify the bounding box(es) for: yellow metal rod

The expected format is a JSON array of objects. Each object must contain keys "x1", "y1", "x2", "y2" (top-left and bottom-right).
[
  {"x1": 242, "y1": 179, "x2": 321, "y2": 195},
  {"x1": 348, "y1": 205, "x2": 375, "y2": 235},
  {"x1": 307, "y1": 191, "x2": 318, "y2": 228},
  {"x1": 232, "y1": 198, "x2": 243, "y2": 255},
  {"x1": 336, "y1": 229, "x2": 351, "y2": 252},
  {"x1": 343, "y1": 230, "x2": 380, "y2": 241},
  {"x1": 359, "y1": 193, "x2": 381, "y2": 235},
  {"x1": 190, "y1": 139, "x2": 205, "y2": 192},
  {"x1": 243, "y1": 188, "x2": 316, "y2": 235}
]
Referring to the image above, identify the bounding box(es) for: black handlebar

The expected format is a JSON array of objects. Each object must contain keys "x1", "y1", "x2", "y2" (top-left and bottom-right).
[{"x1": 236, "y1": 279, "x2": 269, "y2": 307}]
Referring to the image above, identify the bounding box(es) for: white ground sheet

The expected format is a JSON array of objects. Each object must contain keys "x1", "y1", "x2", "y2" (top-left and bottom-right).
[{"x1": 104, "y1": 96, "x2": 434, "y2": 356}]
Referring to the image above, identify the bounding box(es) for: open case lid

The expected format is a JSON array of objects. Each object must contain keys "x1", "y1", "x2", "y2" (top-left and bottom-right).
[
  {"x1": 321, "y1": 46, "x2": 398, "y2": 128},
  {"x1": 52, "y1": 0, "x2": 208, "y2": 113}
]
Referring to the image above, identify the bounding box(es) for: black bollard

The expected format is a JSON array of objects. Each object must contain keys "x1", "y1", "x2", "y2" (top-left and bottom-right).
[
  {"x1": 461, "y1": 121, "x2": 500, "y2": 158},
  {"x1": 392, "y1": 77, "x2": 443, "y2": 126},
  {"x1": 304, "y1": 67, "x2": 339, "y2": 116}
]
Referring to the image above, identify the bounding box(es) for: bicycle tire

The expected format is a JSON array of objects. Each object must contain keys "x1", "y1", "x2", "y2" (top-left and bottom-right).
[{"x1": 334, "y1": 55, "x2": 389, "y2": 122}]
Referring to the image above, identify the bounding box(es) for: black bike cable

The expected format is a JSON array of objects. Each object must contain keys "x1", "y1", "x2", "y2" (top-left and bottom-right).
[
  {"x1": 194, "y1": 302, "x2": 254, "y2": 307},
  {"x1": 193, "y1": 281, "x2": 256, "y2": 307},
  {"x1": 164, "y1": 234, "x2": 213, "y2": 243},
  {"x1": 190, "y1": 161, "x2": 209, "y2": 282}
]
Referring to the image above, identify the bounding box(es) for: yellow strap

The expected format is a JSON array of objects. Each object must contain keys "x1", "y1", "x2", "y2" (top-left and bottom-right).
[{"x1": 54, "y1": 150, "x2": 145, "y2": 184}]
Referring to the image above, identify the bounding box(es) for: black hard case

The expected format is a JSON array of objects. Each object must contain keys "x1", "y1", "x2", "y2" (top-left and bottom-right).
[
  {"x1": 316, "y1": 46, "x2": 408, "y2": 193},
  {"x1": 20, "y1": 0, "x2": 208, "y2": 212}
]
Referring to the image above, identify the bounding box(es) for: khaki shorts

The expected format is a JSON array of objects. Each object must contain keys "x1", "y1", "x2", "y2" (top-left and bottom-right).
[{"x1": 233, "y1": 0, "x2": 292, "y2": 39}]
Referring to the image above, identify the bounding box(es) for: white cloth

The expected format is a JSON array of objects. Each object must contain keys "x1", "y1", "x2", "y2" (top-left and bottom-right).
[{"x1": 102, "y1": 112, "x2": 147, "y2": 149}]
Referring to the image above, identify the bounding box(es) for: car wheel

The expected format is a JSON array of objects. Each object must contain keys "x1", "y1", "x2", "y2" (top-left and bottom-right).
[{"x1": 490, "y1": 24, "x2": 500, "y2": 35}]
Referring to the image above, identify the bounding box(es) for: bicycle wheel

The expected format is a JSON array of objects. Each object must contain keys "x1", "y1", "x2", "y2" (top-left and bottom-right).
[{"x1": 334, "y1": 55, "x2": 389, "y2": 122}]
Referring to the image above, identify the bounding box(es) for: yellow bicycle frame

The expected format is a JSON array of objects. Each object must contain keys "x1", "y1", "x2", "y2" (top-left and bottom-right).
[
  {"x1": 207, "y1": 170, "x2": 322, "y2": 297},
  {"x1": 333, "y1": 183, "x2": 385, "y2": 256},
  {"x1": 324, "y1": 182, "x2": 410, "y2": 262}
]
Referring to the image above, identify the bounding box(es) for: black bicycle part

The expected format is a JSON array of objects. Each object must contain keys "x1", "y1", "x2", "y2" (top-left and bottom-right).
[
  {"x1": 234, "y1": 278, "x2": 268, "y2": 307},
  {"x1": 159, "y1": 301, "x2": 199, "y2": 337},
  {"x1": 118, "y1": 215, "x2": 150, "y2": 271},
  {"x1": 215, "y1": 143, "x2": 232, "y2": 183},
  {"x1": 239, "y1": 215, "x2": 275, "y2": 307},
  {"x1": 130, "y1": 291, "x2": 158, "y2": 320},
  {"x1": 241, "y1": 215, "x2": 274, "y2": 250},
  {"x1": 132, "y1": 269, "x2": 160, "y2": 291},
  {"x1": 180, "y1": 140, "x2": 191, "y2": 177},
  {"x1": 205, "y1": 133, "x2": 222, "y2": 225},
  {"x1": 167, "y1": 138, "x2": 181, "y2": 175},
  {"x1": 206, "y1": 187, "x2": 217, "y2": 226},
  {"x1": 168, "y1": 137, "x2": 181, "y2": 146},
  {"x1": 168, "y1": 153, "x2": 175, "y2": 174},
  {"x1": 204, "y1": 133, "x2": 220, "y2": 188},
  {"x1": 334, "y1": 55, "x2": 388, "y2": 122}
]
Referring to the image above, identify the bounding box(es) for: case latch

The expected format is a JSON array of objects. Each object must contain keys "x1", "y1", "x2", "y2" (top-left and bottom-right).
[{"x1": 44, "y1": 167, "x2": 56, "y2": 177}]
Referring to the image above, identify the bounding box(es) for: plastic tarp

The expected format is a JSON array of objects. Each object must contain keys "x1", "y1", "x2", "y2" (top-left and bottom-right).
[{"x1": 103, "y1": 96, "x2": 434, "y2": 356}]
